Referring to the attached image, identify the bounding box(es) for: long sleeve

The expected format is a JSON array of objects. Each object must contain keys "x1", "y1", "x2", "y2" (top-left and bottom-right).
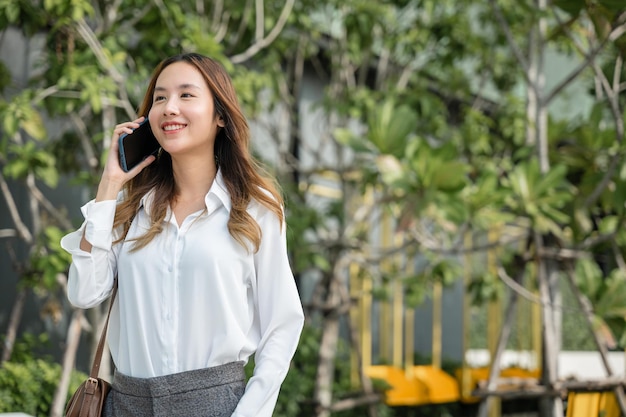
[
  {"x1": 231, "y1": 209, "x2": 305, "y2": 417},
  {"x1": 60, "y1": 199, "x2": 119, "y2": 308}
]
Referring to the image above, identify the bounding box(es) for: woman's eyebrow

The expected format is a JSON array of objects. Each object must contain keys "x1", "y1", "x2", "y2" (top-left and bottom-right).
[{"x1": 154, "y1": 83, "x2": 203, "y2": 92}]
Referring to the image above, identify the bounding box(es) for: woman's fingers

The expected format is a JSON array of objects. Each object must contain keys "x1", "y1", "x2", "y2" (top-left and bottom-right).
[
  {"x1": 113, "y1": 117, "x2": 145, "y2": 142},
  {"x1": 127, "y1": 154, "x2": 156, "y2": 175}
]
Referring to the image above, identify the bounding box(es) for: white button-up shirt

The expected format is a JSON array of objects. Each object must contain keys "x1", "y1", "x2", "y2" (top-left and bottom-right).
[{"x1": 61, "y1": 171, "x2": 305, "y2": 417}]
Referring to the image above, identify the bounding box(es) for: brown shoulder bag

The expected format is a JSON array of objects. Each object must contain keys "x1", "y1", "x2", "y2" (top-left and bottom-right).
[{"x1": 65, "y1": 283, "x2": 117, "y2": 417}]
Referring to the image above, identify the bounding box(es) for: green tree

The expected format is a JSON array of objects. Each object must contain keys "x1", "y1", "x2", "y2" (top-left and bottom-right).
[
  {"x1": 269, "y1": 0, "x2": 626, "y2": 416},
  {"x1": 3, "y1": 1, "x2": 626, "y2": 417}
]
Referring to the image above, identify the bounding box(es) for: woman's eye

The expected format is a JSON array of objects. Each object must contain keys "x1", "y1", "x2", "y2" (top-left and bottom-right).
[
  {"x1": 153, "y1": 96, "x2": 165, "y2": 102},
  {"x1": 181, "y1": 92, "x2": 193, "y2": 98}
]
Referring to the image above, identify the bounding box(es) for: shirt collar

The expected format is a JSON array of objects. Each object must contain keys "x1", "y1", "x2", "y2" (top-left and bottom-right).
[
  {"x1": 138, "y1": 168, "x2": 232, "y2": 215},
  {"x1": 207, "y1": 169, "x2": 232, "y2": 213}
]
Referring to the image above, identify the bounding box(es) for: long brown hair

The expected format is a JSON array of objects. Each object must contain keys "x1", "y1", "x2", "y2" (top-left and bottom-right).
[{"x1": 113, "y1": 53, "x2": 283, "y2": 252}]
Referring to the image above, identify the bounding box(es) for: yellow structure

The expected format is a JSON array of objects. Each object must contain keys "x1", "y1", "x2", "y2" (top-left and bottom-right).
[
  {"x1": 566, "y1": 392, "x2": 620, "y2": 417},
  {"x1": 351, "y1": 204, "x2": 461, "y2": 407},
  {"x1": 454, "y1": 366, "x2": 541, "y2": 403},
  {"x1": 350, "y1": 212, "x2": 622, "y2": 415},
  {"x1": 365, "y1": 364, "x2": 460, "y2": 406}
]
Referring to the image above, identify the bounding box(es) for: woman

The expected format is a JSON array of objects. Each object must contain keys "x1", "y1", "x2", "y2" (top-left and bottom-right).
[{"x1": 61, "y1": 53, "x2": 305, "y2": 417}]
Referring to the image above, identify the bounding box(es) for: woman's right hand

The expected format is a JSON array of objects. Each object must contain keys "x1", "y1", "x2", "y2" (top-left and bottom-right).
[{"x1": 95, "y1": 117, "x2": 157, "y2": 202}]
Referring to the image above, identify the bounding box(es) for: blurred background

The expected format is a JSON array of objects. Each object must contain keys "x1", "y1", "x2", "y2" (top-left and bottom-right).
[{"x1": 1, "y1": 1, "x2": 626, "y2": 416}]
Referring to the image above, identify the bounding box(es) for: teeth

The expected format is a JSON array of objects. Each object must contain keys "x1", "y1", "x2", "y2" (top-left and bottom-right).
[{"x1": 163, "y1": 124, "x2": 185, "y2": 131}]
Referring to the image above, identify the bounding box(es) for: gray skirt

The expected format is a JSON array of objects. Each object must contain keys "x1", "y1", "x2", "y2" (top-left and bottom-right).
[{"x1": 103, "y1": 361, "x2": 246, "y2": 417}]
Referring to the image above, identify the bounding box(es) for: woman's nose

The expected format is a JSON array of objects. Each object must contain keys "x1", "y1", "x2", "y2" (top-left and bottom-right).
[{"x1": 163, "y1": 98, "x2": 179, "y2": 115}]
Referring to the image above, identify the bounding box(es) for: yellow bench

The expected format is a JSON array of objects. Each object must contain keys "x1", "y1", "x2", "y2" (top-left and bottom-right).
[{"x1": 365, "y1": 365, "x2": 460, "y2": 406}]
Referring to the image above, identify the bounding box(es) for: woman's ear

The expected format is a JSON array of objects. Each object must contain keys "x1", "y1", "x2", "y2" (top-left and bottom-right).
[{"x1": 217, "y1": 114, "x2": 226, "y2": 128}]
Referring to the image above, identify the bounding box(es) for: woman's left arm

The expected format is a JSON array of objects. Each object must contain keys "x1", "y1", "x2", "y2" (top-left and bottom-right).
[{"x1": 231, "y1": 208, "x2": 305, "y2": 417}]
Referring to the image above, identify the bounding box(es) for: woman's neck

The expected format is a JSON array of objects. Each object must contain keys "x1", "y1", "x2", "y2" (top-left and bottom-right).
[{"x1": 171, "y1": 156, "x2": 217, "y2": 202}]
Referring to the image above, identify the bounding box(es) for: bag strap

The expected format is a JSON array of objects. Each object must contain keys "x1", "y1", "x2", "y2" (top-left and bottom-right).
[{"x1": 88, "y1": 281, "x2": 118, "y2": 379}]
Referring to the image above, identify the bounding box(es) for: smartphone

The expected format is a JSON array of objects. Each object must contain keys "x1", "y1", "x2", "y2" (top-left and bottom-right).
[{"x1": 118, "y1": 118, "x2": 160, "y2": 172}]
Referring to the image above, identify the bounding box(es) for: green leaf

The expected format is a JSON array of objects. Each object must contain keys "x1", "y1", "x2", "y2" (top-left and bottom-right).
[
  {"x1": 595, "y1": 271, "x2": 626, "y2": 321},
  {"x1": 2, "y1": 111, "x2": 18, "y2": 137},
  {"x1": 574, "y1": 258, "x2": 603, "y2": 299},
  {"x1": 505, "y1": 159, "x2": 571, "y2": 233},
  {"x1": 21, "y1": 110, "x2": 46, "y2": 140},
  {"x1": 552, "y1": 0, "x2": 585, "y2": 16},
  {"x1": 368, "y1": 99, "x2": 418, "y2": 158},
  {"x1": 312, "y1": 253, "x2": 331, "y2": 272},
  {"x1": 333, "y1": 127, "x2": 374, "y2": 153},
  {"x1": 2, "y1": 142, "x2": 58, "y2": 186},
  {"x1": 431, "y1": 160, "x2": 468, "y2": 192},
  {"x1": 3, "y1": 158, "x2": 29, "y2": 179}
]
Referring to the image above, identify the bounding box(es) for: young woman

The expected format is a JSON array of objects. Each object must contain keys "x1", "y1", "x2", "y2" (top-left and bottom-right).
[{"x1": 61, "y1": 53, "x2": 305, "y2": 417}]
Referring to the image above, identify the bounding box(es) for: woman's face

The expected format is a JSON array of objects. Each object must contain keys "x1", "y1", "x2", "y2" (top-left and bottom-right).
[{"x1": 148, "y1": 61, "x2": 224, "y2": 159}]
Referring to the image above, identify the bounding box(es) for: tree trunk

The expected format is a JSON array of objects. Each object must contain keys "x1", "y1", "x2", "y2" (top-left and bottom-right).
[
  {"x1": 313, "y1": 268, "x2": 344, "y2": 417},
  {"x1": 536, "y1": 239, "x2": 563, "y2": 417},
  {"x1": 529, "y1": 0, "x2": 563, "y2": 413},
  {"x1": 49, "y1": 309, "x2": 83, "y2": 417},
  {"x1": 1, "y1": 288, "x2": 27, "y2": 364},
  {"x1": 88, "y1": 304, "x2": 112, "y2": 380}
]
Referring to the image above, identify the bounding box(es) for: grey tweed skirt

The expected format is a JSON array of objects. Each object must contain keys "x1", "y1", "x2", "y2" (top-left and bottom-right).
[{"x1": 103, "y1": 361, "x2": 246, "y2": 417}]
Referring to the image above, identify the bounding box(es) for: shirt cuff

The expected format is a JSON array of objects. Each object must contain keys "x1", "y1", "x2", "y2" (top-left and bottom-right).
[{"x1": 80, "y1": 199, "x2": 117, "y2": 250}]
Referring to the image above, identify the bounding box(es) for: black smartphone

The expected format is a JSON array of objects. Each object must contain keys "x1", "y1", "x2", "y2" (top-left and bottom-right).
[{"x1": 118, "y1": 118, "x2": 160, "y2": 172}]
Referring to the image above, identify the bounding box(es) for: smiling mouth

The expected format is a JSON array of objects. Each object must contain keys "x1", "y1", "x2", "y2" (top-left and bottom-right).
[{"x1": 163, "y1": 124, "x2": 186, "y2": 131}]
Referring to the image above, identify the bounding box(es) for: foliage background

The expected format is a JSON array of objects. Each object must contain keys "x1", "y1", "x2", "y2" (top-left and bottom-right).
[{"x1": 1, "y1": 0, "x2": 626, "y2": 416}]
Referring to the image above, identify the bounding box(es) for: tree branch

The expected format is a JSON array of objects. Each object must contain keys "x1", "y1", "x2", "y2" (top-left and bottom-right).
[
  {"x1": 544, "y1": 9, "x2": 626, "y2": 105},
  {"x1": 488, "y1": 0, "x2": 534, "y2": 89},
  {"x1": 554, "y1": 14, "x2": 626, "y2": 210},
  {"x1": 0, "y1": 289, "x2": 27, "y2": 364},
  {"x1": 328, "y1": 393, "x2": 382, "y2": 412},
  {"x1": 195, "y1": 0, "x2": 208, "y2": 34},
  {"x1": 255, "y1": 0, "x2": 264, "y2": 41},
  {"x1": 0, "y1": 229, "x2": 17, "y2": 238},
  {"x1": 229, "y1": 0, "x2": 253, "y2": 50},
  {"x1": 477, "y1": 271, "x2": 519, "y2": 417},
  {"x1": 152, "y1": 0, "x2": 182, "y2": 42},
  {"x1": 71, "y1": 112, "x2": 100, "y2": 172},
  {"x1": 25, "y1": 177, "x2": 73, "y2": 230},
  {"x1": 581, "y1": 59, "x2": 625, "y2": 209},
  {"x1": 213, "y1": 11, "x2": 231, "y2": 44},
  {"x1": 211, "y1": 0, "x2": 225, "y2": 35},
  {"x1": 497, "y1": 266, "x2": 542, "y2": 305},
  {"x1": 75, "y1": 19, "x2": 136, "y2": 119},
  {"x1": 496, "y1": 265, "x2": 582, "y2": 313},
  {"x1": 0, "y1": 171, "x2": 33, "y2": 243},
  {"x1": 230, "y1": 0, "x2": 295, "y2": 64}
]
